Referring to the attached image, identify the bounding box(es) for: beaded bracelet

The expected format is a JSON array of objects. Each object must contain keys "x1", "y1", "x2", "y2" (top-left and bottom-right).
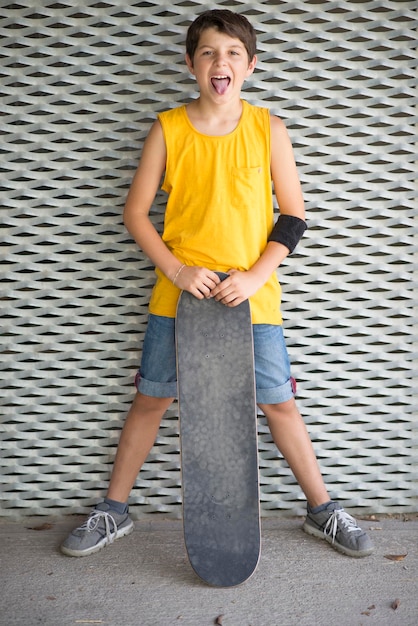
[{"x1": 172, "y1": 264, "x2": 186, "y2": 286}]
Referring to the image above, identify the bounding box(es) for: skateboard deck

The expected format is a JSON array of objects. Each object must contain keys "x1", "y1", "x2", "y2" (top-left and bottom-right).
[{"x1": 176, "y1": 273, "x2": 260, "y2": 587}]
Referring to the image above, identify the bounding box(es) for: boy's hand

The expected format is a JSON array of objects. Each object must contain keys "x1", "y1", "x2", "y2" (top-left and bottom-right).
[
  {"x1": 211, "y1": 269, "x2": 262, "y2": 307},
  {"x1": 175, "y1": 265, "x2": 221, "y2": 299}
]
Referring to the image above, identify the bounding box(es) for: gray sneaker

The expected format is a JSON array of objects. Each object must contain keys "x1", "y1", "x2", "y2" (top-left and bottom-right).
[
  {"x1": 302, "y1": 502, "x2": 374, "y2": 558},
  {"x1": 61, "y1": 502, "x2": 134, "y2": 557}
]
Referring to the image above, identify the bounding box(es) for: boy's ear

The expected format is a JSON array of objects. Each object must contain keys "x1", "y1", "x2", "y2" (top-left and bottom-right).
[
  {"x1": 185, "y1": 53, "x2": 195, "y2": 74},
  {"x1": 246, "y1": 55, "x2": 257, "y2": 77}
]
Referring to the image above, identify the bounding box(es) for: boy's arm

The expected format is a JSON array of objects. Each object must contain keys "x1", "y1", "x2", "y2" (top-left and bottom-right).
[
  {"x1": 124, "y1": 120, "x2": 220, "y2": 299},
  {"x1": 124, "y1": 120, "x2": 176, "y2": 279},
  {"x1": 212, "y1": 115, "x2": 305, "y2": 306}
]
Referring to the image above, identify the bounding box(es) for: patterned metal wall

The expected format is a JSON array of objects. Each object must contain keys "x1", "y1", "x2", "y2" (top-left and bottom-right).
[{"x1": 1, "y1": 1, "x2": 416, "y2": 518}]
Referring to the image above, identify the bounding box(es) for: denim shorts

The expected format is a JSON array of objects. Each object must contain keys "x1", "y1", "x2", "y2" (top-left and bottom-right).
[{"x1": 136, "y1": 314, "x2": 294, "y2": 405}]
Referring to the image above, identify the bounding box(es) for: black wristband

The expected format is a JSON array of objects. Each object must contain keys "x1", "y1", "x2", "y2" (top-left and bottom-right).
[{"x1": 268, "y1": 214, "x2": 307, "y2": 254}]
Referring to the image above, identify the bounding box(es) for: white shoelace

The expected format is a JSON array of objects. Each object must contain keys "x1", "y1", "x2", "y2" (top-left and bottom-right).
[
  {"x1": 83, "y1": 511, "x2": 118, "y2": 545},
  {"x1": 323, "y1": 509, "x2": 360, "y2": 543}
]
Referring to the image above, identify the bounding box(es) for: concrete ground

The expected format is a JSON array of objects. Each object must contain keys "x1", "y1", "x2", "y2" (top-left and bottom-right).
[{"x1": 1, "y1": 515, "x2": 417, "y2": 626}]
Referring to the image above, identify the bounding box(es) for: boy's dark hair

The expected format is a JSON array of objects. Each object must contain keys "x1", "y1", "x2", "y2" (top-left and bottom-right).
[{"x1": 186, "y1": 9, "x2": 257, "y2": 63}]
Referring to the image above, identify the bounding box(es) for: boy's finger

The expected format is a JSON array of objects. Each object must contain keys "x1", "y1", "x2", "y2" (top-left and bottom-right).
[
  {"x1": 210, "y1": 270, "x2": 222, "y2": 284},
  {"x1": 210, "y1": 282, "x2": 225, "y2": 298}
]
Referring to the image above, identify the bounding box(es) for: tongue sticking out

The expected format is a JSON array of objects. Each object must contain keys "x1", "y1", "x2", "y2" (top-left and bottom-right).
[{"x1": 211, "y1": 77, "x2": 230, "y2": 95}]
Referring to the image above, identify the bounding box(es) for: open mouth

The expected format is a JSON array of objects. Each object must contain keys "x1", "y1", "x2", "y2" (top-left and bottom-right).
[{"x1": 210, "y1": 75, "x2": 231, "y2": 95}]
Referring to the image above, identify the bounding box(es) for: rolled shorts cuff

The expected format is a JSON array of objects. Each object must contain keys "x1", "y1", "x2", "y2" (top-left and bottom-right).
[
  {"x1": 135, "y1": 371, "x2": 295, "y2": 405},
  {"x1": 256, "y1": 378, "x2": 294, "y2": 405},
  {"x1": 136, "y1": 374, "x2": 178, "y2": 399}
]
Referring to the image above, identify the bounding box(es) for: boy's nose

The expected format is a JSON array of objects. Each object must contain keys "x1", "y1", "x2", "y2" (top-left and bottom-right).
[{"x1": 214, "y1": 53, "x2": 227, "y2": 66}]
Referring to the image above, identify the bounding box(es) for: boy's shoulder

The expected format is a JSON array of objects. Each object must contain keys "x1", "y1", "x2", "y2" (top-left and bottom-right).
[
  {"x1": 242, "y1": 100, "x2": 275, "y2": 128},
  {"x1": 157, "y1": 104, "x2": 186, "y2": 120}
]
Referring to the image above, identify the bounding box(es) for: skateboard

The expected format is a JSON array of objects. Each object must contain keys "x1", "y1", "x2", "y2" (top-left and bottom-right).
[{"x1": 176, "y1": 272, "x2": 260, "y2": 587}]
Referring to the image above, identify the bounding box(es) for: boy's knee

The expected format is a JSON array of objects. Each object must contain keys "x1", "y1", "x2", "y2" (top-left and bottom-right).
[
  {"x1": 132, "y1": 392, "x2": 175, "y2": 414},
  {"x1": 258, "y1": 397, "x2": 298, "y2": 418}
]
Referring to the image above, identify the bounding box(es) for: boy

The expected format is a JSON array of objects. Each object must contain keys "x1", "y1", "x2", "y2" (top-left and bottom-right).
[{"x1": 61, "y1": 9, "x2": 373, "y2": 559}]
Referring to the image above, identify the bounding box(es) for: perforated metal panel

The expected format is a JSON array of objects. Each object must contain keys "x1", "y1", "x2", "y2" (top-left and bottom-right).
[{"x1": 1, "y1": 1, "x2": 417, "y2": 518}]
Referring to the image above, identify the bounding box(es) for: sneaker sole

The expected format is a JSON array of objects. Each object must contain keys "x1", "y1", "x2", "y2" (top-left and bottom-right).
[
  {"x1": 302, "y1": 521, "x2": 374, "y2": 558},
  {"x1": 60, "y1": 519, "x2": 134, "y2": 557}
]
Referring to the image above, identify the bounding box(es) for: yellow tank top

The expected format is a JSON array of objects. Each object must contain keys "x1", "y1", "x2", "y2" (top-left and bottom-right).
[{"x1": 148, "y1": 100, "x2": 283, "y2": 325}]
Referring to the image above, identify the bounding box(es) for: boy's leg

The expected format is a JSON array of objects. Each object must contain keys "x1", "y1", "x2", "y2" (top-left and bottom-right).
[
  {"x1": 107, "y1": 392, "x2": 174, "y2": 503},
  {"x1": 260, "y1": 398, "x2": 373, "y2": 557},
  {"x1": 61, "y1": 392, "x2": 174, "y2": 557},
  {"x1": 61, "y1": 313, "x2": 178, "y2": 556},
  {"x1": 258, "y1": 397, "x2": 329, "y2": 508}
]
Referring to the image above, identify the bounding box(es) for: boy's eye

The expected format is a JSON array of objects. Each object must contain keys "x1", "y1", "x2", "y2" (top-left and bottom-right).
[{"x1": 200, "y1": 49, "x2": 241, "y2": 56}]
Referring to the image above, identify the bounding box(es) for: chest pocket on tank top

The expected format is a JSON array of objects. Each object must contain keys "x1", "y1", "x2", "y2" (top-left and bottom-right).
[{"x1": 230, "y1": 166, "x2": 264, "y2": 211}]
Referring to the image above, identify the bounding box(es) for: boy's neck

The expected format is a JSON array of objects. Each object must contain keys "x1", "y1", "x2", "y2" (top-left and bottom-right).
[{"x1": 186, "y1": 97, "x2": 244, "y2": 136}]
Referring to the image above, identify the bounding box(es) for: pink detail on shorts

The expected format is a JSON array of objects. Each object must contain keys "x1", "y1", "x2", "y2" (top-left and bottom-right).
[
  {"x1": 135, "y1": 371, "x2": 141, "y2": 388},
  {"x1": 290, "y1": 376, "x2": 297, "y2": 395}
]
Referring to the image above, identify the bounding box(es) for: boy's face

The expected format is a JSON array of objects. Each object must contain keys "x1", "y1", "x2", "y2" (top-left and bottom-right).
[{"x1": 186, "y1": 28, "x2": 257, "y2": 102}]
